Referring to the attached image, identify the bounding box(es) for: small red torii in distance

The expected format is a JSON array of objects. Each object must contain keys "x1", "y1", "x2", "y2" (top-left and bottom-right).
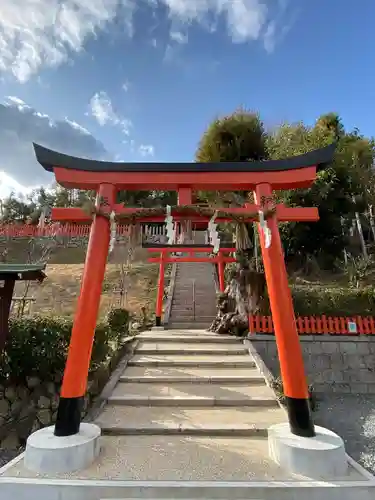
[{"x1": 33, "y1": 142, "x2": 336, "y2": 442}]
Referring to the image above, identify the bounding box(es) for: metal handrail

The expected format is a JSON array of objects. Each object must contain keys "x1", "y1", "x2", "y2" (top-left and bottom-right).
[{"x1": 192, "y1": 278, "x2": 196, "y2": 321}]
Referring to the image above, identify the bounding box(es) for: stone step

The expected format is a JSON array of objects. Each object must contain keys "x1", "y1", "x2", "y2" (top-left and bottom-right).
[
  {"x1": 173, "y1": 285, "x2": 215, "y2": 289},
  {"x1": 135, "y1": 343, "x2": 248, "y2": 355},
  {"x1": 171, "y1": 300, "x2": 215, "y2": 305},
  {"x1": 96, "y1": 406, "x2": 286, "y2": 436},
  {"x1": 170, "y1": 304, "x2": 216, "y2": 309},
  {"x1": 123, "y1": 366, "x2": 261, "y2": 379},
  {"x1": 110, "y1": 382, "x2": 276, "y2": 402},
  {"x1": 135, "y1": 348, "x2": 242, "y2": 356},
  {"x1": 129, "y1": 354, "x2": 255, "y2": 366},
  {"x1": 136, "y1": 332, "x2": 240, "y2": 343},
  {"x1": 174, "y1": 285, "x2": 215, "y2": 288},
  {"x1": 175, "y1": 277, "x2": 215, "y2": 281},
  {"x1": 168, "y1": 314, "x2": 215, "y2": 319},
  {"x1": 168, "y1": 313, "x2": 214, "y2": 317},
  {"x1": 172, "y1": 292, "x2": 215, "y2": 297},
  {"x1": 169, "y1": 310, "x2": 216, "y2": 315},
  {"x1": 170, "y1": 310, "x2": 216, "y2": 314},
  {"x1": 128, "y1": 359, "x2": 255, "y2": 368},
  {"x1": 167, "y1": 320, "x2": 215, "y2": 327},
  {"x1": 146, "y1": 328, "x2": 220, "y2": 336},
  {"x1": 167, "y1": 323, "x2": 212, "y2": 329},
  {"x1": 119, "y1": 374, "x2": 265, "y2": 384},
  {"x1": 170, "y1": 306, "x2": 216, "y2": 310},
  {"x1": 172, "y1": 293, "x2": 216, "y2": 298},
  {"x1": 107, "y1": 395, "x2": 278, "y2": 407}
]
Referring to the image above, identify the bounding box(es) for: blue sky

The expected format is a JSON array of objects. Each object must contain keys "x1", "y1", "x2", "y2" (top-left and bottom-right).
[{"x1": 0, "y1": 0, "x2": 374, "y2": 196}]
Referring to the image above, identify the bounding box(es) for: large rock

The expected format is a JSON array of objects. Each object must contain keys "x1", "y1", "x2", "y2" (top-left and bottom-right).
[
  {"x1": 26, "y1": 376, "x2": 40, "y2": 389},
  {"x1": 1, "y1": 431, "x2": 20, "y2": 450},
  {"x1": 37, "y1": 396, "x2": 51, "y2": 410},
  {"x1": 5, "y1": 387, "x2": 17, "y2": 402},
  {"x1": 0, "y1": 399, "x2": 10, "y2": 418},
  {"x1": 37, "y1": 409, "x2": 52, "y2": 427}
]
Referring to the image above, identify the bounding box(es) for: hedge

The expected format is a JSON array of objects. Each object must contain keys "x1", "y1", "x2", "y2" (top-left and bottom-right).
[
  {"x1": 224, "y1": 262, "x2": 375, "y2": 316},
  {"x1": 291, "y1": 285, "x2": 375, "y2": 316},
  {"x1": 0, "y1": 308, "x2": 130, "y2": 384}
]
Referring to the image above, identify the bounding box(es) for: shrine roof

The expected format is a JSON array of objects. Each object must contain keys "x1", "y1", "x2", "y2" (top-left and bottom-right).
[
  {"x1": 0, "y1": 263, "x2": 46, "y2": 282},
  {"x1": 33, "y1": 142, "x2": 336, "y2": 174}
]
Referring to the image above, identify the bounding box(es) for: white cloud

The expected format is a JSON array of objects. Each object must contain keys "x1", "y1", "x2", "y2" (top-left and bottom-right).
[
  {"x1": 64, "y1": 118, "x2": 90, "y2": 135},
  {"x1": 139, "y1": 144, "x2": 155, "y2": 157},
  {"x1": 0, "y1": 95, "x2": 109, "y2": 190},
  {"x1": 0, "y1": 1, "x2": 293, "y2": 84},
  {"x1": 4, "y1": 95, "x2": 31, "y2": 111},
  {"x1": 0, "y1": 0, "x2": 135, "y2": 83},
  {"x1": 122, "y1": 80, "x2": 130, "y2": 91},
  {"x1": 89, "y1": 91, "x2": 132, "y2": 135},
  {"x1": 0, "y1": 171, "x2": 32, "y2": 199},
  {"x1": 170, "y1": 30, "x2": 188, "y2": 44},
  {"x1": 160, "y1": 0, "x2": 268, "y2": 43},
  {"x1": 263, "y1": 20, "x2": 276, "y2": 53}
]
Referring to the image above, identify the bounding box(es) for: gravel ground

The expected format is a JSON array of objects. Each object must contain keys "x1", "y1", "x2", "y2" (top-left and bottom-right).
[{"x1": 315, "y1": 394, "x2": 375, "y2": 475}]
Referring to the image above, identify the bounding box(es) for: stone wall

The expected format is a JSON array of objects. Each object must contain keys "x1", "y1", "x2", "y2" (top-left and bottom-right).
[
  {"x1": 0, "y1": 339, "x2": 135, "y2": 452},
  {"x1": 250, "y1": 335, "x2": 375, "y2": 394}
]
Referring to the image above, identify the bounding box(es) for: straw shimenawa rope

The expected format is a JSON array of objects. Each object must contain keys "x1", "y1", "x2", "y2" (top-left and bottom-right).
[{"x1": 83, "y1": 203, "x2": 276, "y2": 224}]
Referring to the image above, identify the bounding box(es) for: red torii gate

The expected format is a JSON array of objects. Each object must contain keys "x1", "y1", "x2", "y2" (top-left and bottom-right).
[
  {"x1": 33, "y1": 142, "x2": 335, "y2": 441},
  {"x1": 145, "y1": 245, "x2": 237, "y2": 325}
]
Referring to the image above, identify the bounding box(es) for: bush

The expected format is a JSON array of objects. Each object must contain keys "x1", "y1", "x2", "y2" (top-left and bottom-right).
[
  {"x1": 106, "y1": 308, "x2": 130, "y2": 335},
  {"x1": 291, "y1": 285, "x2": 375, "y2": 316},
  {"x1": 270, "y1": 376, "x2": 317, "y2": 412},
  {"x1": 0, "y1": 308, "x2": 130, "y2": 384}
]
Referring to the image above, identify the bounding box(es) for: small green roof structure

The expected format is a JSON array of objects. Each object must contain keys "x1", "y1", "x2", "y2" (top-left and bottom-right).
[
  {"x1": 0, "y1": 263, "x2": 46, "y2": 282},
  {"x1": 0, "y1": 263, "x2": 47, "y2": 350}
]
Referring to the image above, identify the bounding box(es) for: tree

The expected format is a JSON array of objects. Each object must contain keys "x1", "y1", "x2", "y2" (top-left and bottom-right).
[
  {"x1": 1, "y1": 192, "x2": 35, "y2": 223},
  {"x1": 267, "y1": 114, "x2": 375, "y2": 268},
  {"x1": 195, "y1": 110, "x2": 267, "y2": 335}
]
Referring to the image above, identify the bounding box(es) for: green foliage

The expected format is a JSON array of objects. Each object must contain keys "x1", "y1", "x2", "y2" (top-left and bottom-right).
[
  {"x1": 267, "y1": 115, "x2": 375, "y2": 268},
  {"x1": 346, "y1": 256, "x2": 374, "y2": 288},
  {"x1": 195, "y1": 109, "x2": 375, "y2": 269},
  {"x1": 106, "y1": 308, "x2": 130, "y2": 335},
  {"x1": 196, "y1": 110, "x2": 268, "y2": 163},
  {"x1": 291, "y1": 286, "x2": 375, "y2": 316},
  {"x1": 271, "y1": 376, "x2": 317, "y2": 411},
  {"x1": 0, "y1": 309, "x2": 130, "y2": 383}
]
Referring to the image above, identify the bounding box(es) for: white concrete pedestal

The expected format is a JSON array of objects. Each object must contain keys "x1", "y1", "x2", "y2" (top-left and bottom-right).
[
  {"x1": 152, "y1": 326, "x2": 165, "y2": 331},
  {"x1": 24, "y1": 423, "x2": 101, "y2": 474},
  {"x1": 268, "y1": 423, "x2": 348, "y2": 479}
]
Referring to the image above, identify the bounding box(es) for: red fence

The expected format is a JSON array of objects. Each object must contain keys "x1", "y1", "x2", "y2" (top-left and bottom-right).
[
  {"x1": 0, "y1": 223, "x2": 131, "y2": 238},
  {"x1": 249, "y1": 315, "x2": 375, "y2": 335}
]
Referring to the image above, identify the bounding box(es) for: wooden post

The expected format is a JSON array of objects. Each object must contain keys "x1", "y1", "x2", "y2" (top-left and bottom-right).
[
  {"x1": 155, "y1": 252, "x2": 165, "y2": 327},
  {"x1": 0, "y1": 279, "x2": 15, "y2": 352},
  {"x1": 54, "y1": 183, "x2": 116, "y2": 437},
  {"x1": 254, "y1": 183, "x2": 315, "y2": 438}
]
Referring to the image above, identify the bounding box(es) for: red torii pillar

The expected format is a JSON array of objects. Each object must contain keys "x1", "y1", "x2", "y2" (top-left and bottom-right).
[
  {"x1": 54, "y1": 184, "x2": 116, "y2": 436},
  {"x1": 253, "y1": 185, "x2": 315, "y2": 437}
]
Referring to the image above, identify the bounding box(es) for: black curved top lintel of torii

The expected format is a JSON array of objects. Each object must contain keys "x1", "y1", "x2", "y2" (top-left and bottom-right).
[{"x1": 33, "y1": 142, "x2": 336, "y2": 174}]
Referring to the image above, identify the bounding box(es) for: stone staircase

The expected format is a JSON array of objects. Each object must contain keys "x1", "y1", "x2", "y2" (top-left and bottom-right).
[
  {"x1": 167, "y1": 230, "x2": 218, "y2": 330},
  {"x1": 90, "y1": 329, "x2": 288, "y2": 482},
  {"x1": 168, "y1": 263, "x2": 217, "y2": 329},
  {"x1": 2, "y1": 329, "x2": 374, "y2": 499}
]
